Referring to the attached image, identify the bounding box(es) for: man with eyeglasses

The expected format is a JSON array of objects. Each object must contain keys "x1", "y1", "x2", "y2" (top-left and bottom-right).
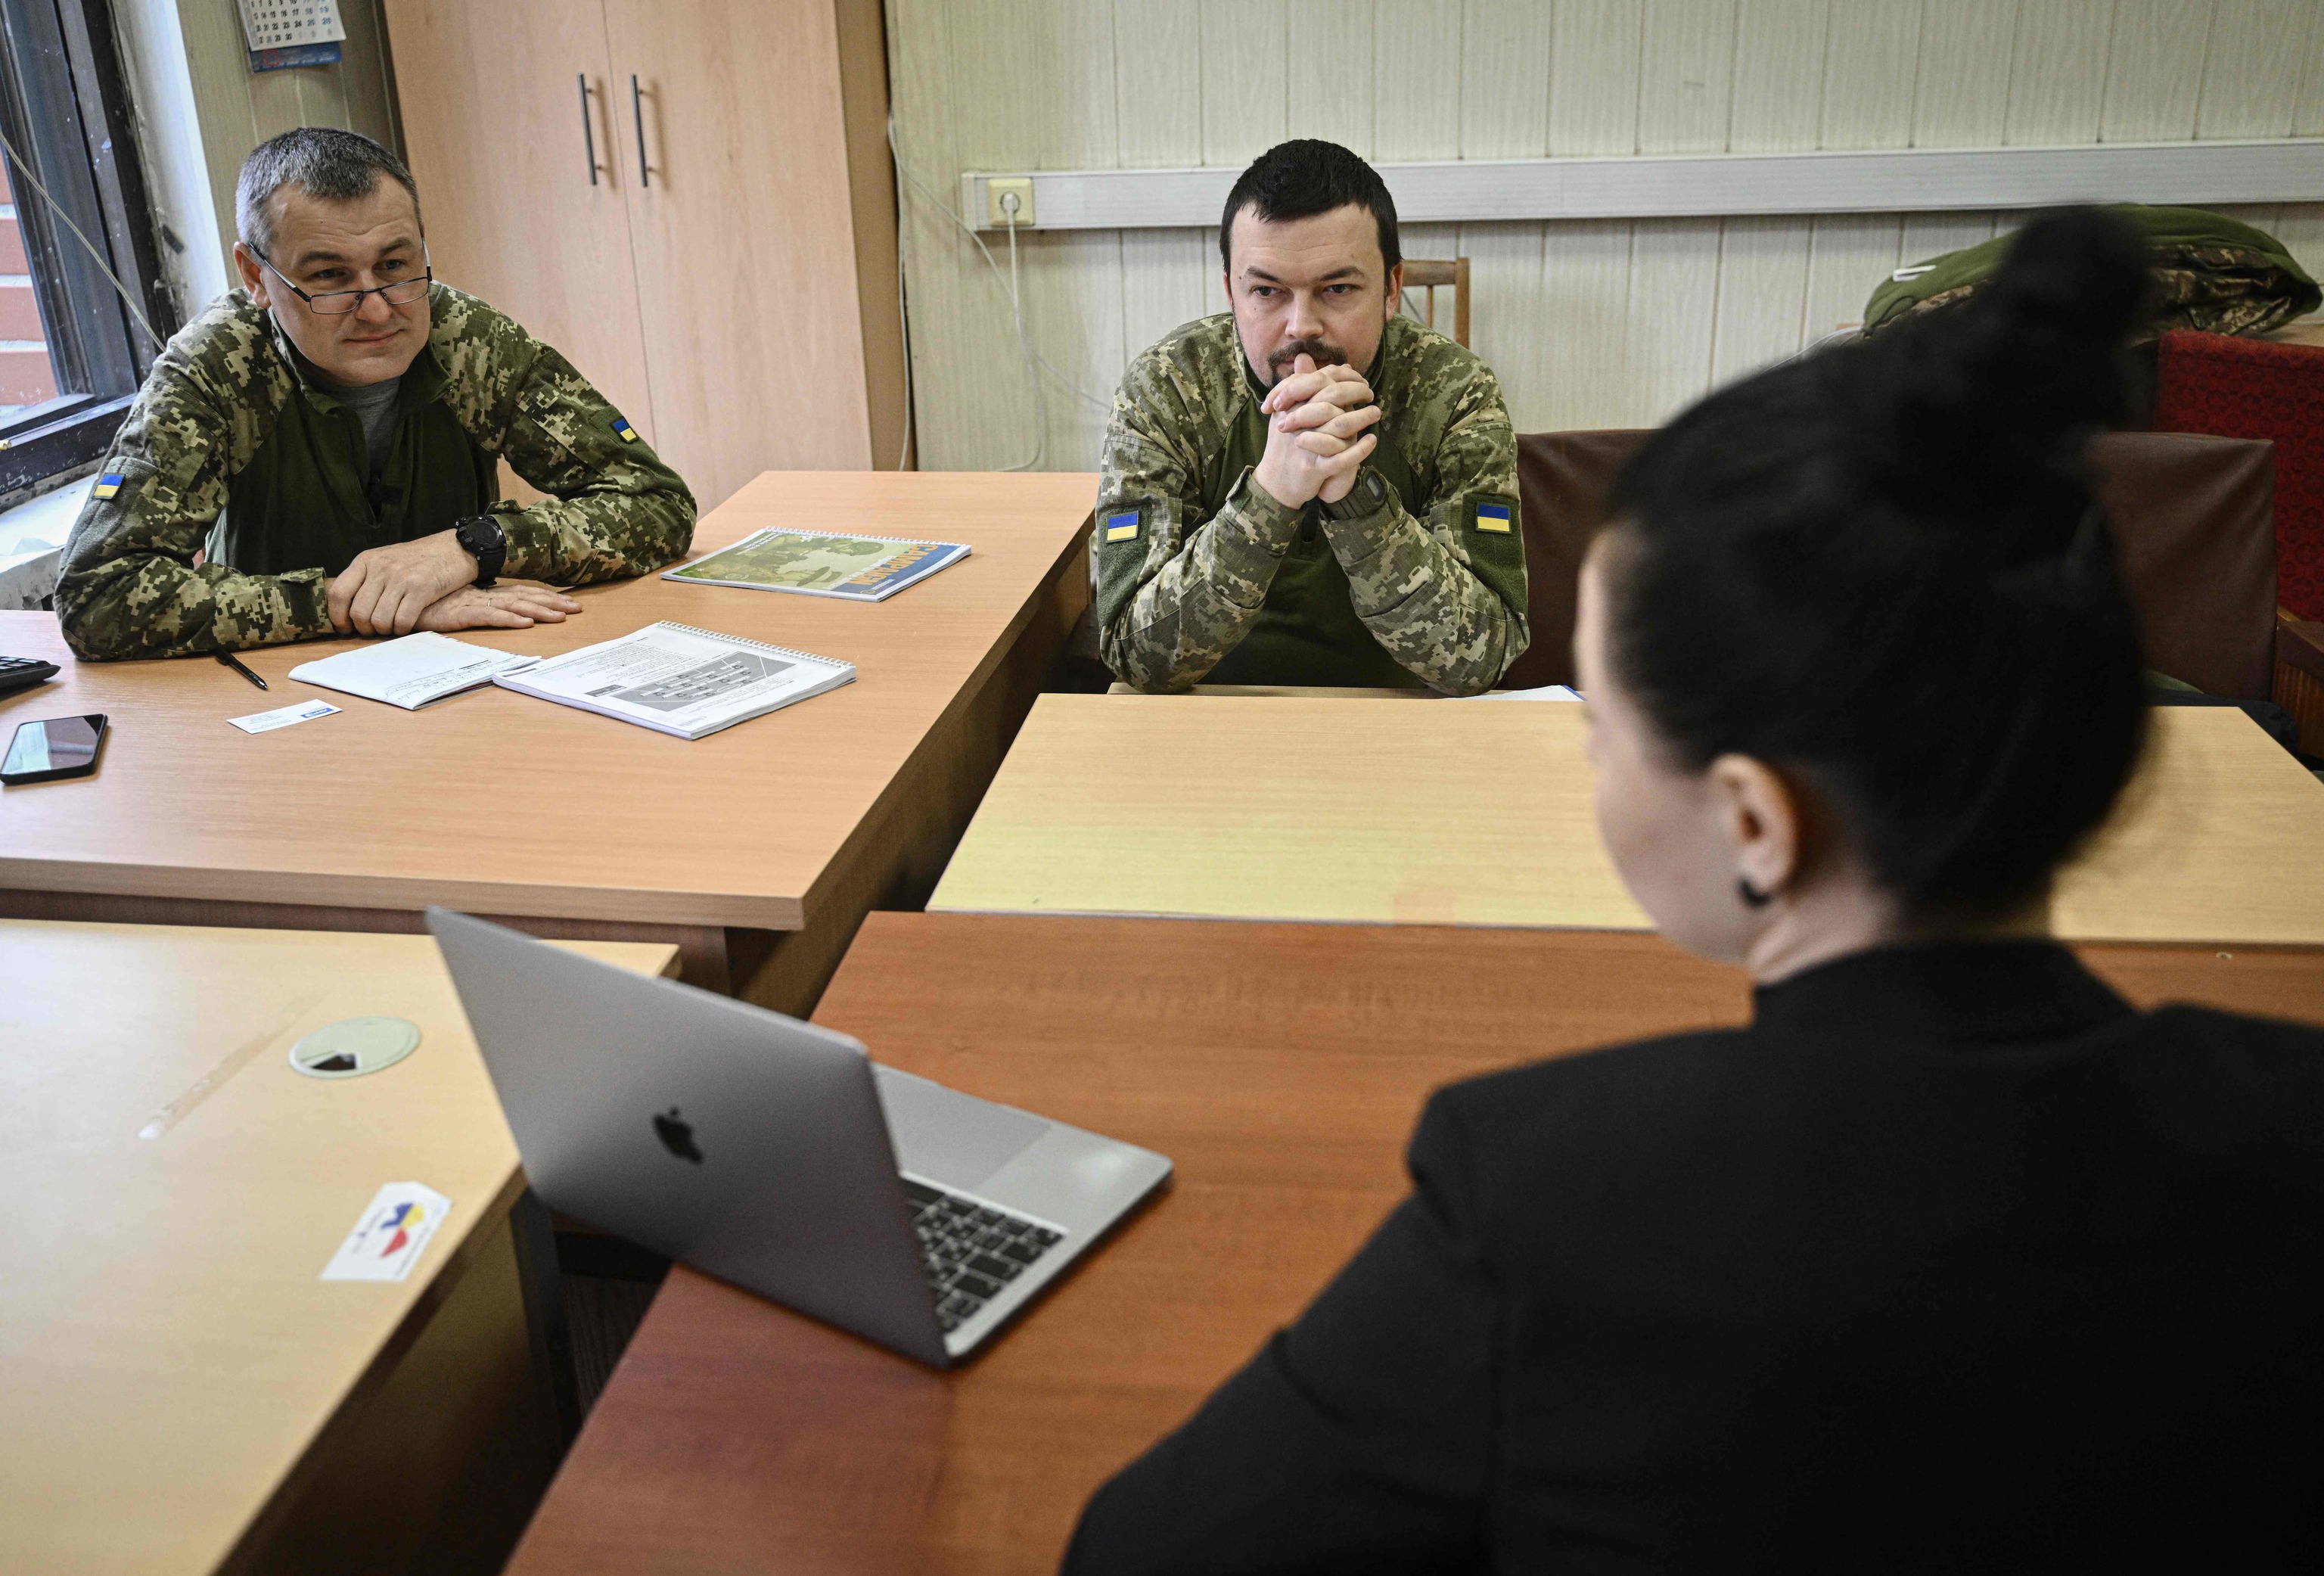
[{"x1": 58, "y1": 127, "x2": 694, "y2": 661}]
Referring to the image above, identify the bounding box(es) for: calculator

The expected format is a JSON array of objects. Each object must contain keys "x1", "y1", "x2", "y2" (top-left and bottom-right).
[{"x1": 0, "y1": 655, "x2": 59, "y2": 696}]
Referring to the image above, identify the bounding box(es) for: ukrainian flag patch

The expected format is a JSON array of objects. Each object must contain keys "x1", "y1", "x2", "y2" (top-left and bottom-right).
[
  {"x1": 1102, "y1": 508, "x2": 1140, "y2": 545},
  {"x1": 92, "y1": 470, "x2": 126, "y2": 500},
  {"x1": 612, "y1": 415, "x2": 638, "y2": 443},
  {"x1": 1474, "y1": 501, "x2": 1513, "y2": 533}
]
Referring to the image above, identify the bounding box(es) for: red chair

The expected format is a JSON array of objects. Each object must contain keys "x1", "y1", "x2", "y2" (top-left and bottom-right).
[{"x1": 2155, "y1": 328, "x2": 2324, "y2": 620}]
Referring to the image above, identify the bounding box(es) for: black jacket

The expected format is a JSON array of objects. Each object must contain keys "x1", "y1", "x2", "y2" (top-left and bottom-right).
[{"x1": 1064, "y1": 942, "x2": 2324, "y2": 1573}]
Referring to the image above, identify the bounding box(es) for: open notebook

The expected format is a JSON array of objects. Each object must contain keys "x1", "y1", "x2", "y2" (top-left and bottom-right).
[{"x1": 491, "y1": 621, "x2": 854, "y2": 740}]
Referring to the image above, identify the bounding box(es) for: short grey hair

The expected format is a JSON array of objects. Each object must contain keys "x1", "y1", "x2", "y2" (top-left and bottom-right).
[{"x1": 235, "y1": 127, "x2": 421, "y2": 258}]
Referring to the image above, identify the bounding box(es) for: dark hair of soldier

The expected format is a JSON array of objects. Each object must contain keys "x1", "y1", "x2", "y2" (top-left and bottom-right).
[
  {"x1": 1601, "y1": 207, "x2": 2155, "y2": 922},
  {"x1": 234, "y1": 126, "x2": 421, "y2": 259},
  {"x1": 1218, "y1": 139, "x2": 1401, "y2": 278}
]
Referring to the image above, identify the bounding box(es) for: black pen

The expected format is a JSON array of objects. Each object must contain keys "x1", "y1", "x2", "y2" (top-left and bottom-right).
[{"x1": 216, "y1": 651, "x2": 269, "y2": 691}]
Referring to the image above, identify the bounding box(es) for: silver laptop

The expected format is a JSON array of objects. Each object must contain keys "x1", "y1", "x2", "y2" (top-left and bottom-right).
[{"x1": 427, "y1": 908, "x2": 1171, "y2": 1366}]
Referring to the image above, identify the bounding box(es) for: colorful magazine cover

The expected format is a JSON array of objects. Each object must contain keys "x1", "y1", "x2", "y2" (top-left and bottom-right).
[{"x1": 662, "y1": 529, "x2": 971, "y2": 601}]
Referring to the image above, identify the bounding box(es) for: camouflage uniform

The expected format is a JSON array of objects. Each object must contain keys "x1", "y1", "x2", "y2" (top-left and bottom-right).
[
  {"x1": 57, "y1": 283, "x2": 695, "y2": 661},
  {"x1": 1094, "y1": 312, "x2": 1528, "y2": 694}
]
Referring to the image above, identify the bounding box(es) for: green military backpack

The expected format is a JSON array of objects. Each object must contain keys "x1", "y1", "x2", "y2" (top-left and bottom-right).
[{"x1": 1863, "y1": 204, "x2": 2320, "y2": 339}]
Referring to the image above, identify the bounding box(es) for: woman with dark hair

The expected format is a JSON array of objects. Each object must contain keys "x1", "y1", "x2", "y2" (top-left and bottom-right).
[{"x1": 1062, "y1": 210, "x2": 2324, "y2": 1574}]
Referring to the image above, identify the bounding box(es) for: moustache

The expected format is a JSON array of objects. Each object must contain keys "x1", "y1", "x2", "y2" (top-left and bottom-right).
[{"x1": 1266, "y1": 337, "x2": 1348, "y2": 377}]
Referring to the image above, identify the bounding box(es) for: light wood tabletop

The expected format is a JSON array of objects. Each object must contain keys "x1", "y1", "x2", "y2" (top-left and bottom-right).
[
  {"x1": 0, "y1": 919, "x2": 676, "y2": 1576},
  {"x1": 504, "y1": 912, "x2": 2324, "y2": 1574},
  {"x1": 1, "y1": 471, "x2": 1094, "y2": 1008},
  {"x1": 930, "y1": 695, "x2": 2324, "y2": 947}
]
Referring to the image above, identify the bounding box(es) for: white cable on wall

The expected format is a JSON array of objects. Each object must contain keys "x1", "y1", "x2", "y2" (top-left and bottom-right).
[{"x1": 887, "y1": 117, "x2": 1111, "y2": 472}]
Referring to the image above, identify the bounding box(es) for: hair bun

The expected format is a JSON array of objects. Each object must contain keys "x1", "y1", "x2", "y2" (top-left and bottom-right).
[
  {"x1": 1978, "y1": 207, "x2": 2155, "y2": 350},
  {"x1": 1831, "y1": 207, "x2": 2152, "y2": 557}
]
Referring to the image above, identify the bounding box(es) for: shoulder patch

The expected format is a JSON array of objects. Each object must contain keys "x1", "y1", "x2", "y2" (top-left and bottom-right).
[
  {"x1": 611, "y1": 415, "x2": 639, "y2": 443},
  {"x1": 91, "y1": 468, "x2": 126, "y2": 501},
  {"x1": 1101, "y1": 507, "x2": 1142, "y2": 545},
  {"x1": 1472, "y1": 500, "x2": 1513, "y2": 533}
]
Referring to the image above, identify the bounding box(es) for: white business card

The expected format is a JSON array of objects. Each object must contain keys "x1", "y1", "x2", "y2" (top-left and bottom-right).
[
  {"x1": 320, "y1": 1181, "x2": 452, "y2": 1282},
  {"x1": 229, "y1": 698, "x2": 340, "y2": 734}
]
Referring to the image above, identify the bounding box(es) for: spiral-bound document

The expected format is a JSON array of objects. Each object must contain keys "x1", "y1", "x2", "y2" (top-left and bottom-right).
[{"x1": 491, "y1": 621, "x2": 854, "y2": 739}]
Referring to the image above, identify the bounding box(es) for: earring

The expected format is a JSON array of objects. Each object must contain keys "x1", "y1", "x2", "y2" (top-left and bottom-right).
[{"x1": 1736, "y1": 876, "x2": 1774, "y2": 909}]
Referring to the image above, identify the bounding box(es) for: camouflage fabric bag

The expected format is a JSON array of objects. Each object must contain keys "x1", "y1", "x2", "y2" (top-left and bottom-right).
[{"x1": 1863, "y1": 204, "x2": 2320, "y2": 340}]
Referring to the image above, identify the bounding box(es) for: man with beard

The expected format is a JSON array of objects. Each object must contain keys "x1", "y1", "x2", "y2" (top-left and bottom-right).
[{"x1": 1092, "y1": 140, "x2": 1527, "y2": 692}]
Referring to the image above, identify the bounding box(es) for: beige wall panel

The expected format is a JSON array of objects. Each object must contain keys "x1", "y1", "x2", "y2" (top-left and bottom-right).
[
  {"x1": 2100, "y1": 0, "x2": 2211, "y2": 141},
  {"x1": 1374, "y1": 0, "x2": 1464, "y2": 160},
  {"x1": 889, "y1": 0, "x2": 982, "y2": 471},
  {"x1": 1549, "y1": 0, "x2": 1647, "y2": 154},
  {"x1": 1819, "y1": 0, "x2": 1921, "y2": 148},
  {"x1": 1639, "y1": 0, "x2": 1739, "y2": 154},
  {"x1": 2299, "y1": 18, "x2": 2324, "y2": 135},
  {"x1": 1709, "y1": 215, "x2": 1814, "y2": 384},
  {"x1": 1729, "y1": 0, "x2": 1830, "y2": 151},
  {"x1": 1803, "y1": 212, "x2": 1902, "y2": 334},
  {"x1": 1113, "y1": 0, "x2": 1202, "y2": 163},
  {"x1": 1020, "y1": 228, "x2": 1124, "y2": 468},
  {"x1": 1290, "y1": 0, "x2": 1375, "y2": 156},
  {"x1": 2195, "y1": 0, "x2": 2316, "y2": 138},
  {"x1": 1909, "y1": 0, "x2": 2016, "y2": 147},
  {"x1": 2006, "y1": 0, "x2": 2114, "y2": 145},
  {"x1": 1121, "y1": 228, "x2": 1215, "y2": 359},
  {"x1": 1462, "y1": 220, "x2": 1552, "y2": 427},
  {"x1": 1201, "y1": 0, "x2": 1288, "y2": 163},
  {"x1": 1537, "y1": 218, "x2": 1637, "y2": 430},
  {"x1": 1459, "y1": 0, "x2": 1554, "y2": 157},
  {"x1": 1627, "y1": 216, "x2": 1726, "y2": 424}
]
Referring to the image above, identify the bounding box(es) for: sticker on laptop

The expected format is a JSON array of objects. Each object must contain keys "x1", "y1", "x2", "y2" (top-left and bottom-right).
[{"x1": 321, "y1": 1181, "x2": 452, "y2": 1282}]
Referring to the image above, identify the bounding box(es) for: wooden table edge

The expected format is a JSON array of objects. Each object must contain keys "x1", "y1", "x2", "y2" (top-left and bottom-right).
[{"x1": 0, "y1": 857, "x2": 808, "y2": 931}]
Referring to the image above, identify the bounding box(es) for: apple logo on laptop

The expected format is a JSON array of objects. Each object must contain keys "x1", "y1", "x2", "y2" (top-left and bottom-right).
[{"x1": 653, "y1": 1105, "x2": 704, "y2": 1164}]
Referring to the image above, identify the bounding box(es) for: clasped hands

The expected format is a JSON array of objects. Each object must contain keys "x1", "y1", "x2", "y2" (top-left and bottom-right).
[
  {"x1": 1251, "y1": 353, "x2": 1383, "y2": 511},
  {"x1": 325, "y1": 527, "x2": 580, "y2": 636}
]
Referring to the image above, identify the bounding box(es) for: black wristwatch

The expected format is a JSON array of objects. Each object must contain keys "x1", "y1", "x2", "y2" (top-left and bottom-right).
[
  {"x1": 1318, "y1": 467, "x2": 1390, "y2": 522},
  {"x1": 454, "y1": 515, "x2": 506, "y2": 588}
]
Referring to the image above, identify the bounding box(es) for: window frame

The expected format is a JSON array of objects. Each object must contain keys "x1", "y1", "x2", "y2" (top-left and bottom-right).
[{"x1": 0, "y1": 0, "x2": 174, "y2": 495}]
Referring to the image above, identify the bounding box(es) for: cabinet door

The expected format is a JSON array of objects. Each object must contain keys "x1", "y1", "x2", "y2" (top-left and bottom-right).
[
  {"x1": 383, "y1": 0, "x2": 658, "y2": 446},
  {"x1": 601, "y1": 0, "x2": 876, "y2": 511}
]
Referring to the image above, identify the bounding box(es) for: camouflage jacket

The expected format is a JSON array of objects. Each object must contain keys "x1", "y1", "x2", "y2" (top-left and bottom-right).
[
  {"x1": 1093, "y1": 312, "x2": 1527, "y2": 694},
  {"x1": 57, "y1": 284, "x2": 695, "y2": 661}
]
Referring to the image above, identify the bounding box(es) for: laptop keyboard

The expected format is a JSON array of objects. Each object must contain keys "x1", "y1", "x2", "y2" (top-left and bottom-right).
[{"x1": 903, "y1": 1178, "x2": 1064, "y2": 1333}]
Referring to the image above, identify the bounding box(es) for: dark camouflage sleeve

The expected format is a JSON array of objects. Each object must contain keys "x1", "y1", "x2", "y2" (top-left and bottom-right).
[
  {"x1": 1321, "y1": 359, "x2": 1527, "y2": 696},
  {"x1": 1093, "y1": 336, "x2": 1300, "y2": 692},
  {"x1": 56, "y1": 300, "x2": 331, "y2": 661},
  {"x1": 430, "y1": 290, "x2": 694, "y2": 583}
]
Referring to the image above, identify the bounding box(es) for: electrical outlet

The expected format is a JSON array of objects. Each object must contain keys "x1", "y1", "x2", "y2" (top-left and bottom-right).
[{"x1": 985, "y1": 177, "x2": 1035, "y2": 228}]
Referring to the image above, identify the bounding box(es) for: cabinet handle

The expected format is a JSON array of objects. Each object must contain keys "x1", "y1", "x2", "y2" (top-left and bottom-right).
[
  {"x1": 630, "y1": 74, "x2": 650, "y2": 188},
  {"x1": 577, "y1": 75, "x2": 598, "y2": 186}
]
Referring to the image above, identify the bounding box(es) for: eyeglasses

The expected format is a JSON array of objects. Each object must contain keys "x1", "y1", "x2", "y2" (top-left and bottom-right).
[{"x1": 254, "y1": 248, "x2": 433, "y2": 315}]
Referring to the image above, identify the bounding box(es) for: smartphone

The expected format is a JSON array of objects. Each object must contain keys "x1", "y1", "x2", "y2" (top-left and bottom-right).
[{"x1": 1, "y1": 713, "x2": 107, "y2": 785}]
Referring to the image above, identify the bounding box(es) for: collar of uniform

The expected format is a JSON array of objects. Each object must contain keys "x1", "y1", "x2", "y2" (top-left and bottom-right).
[
  {"x1": 1749, "y1": 938, "x2": 2134, "y2": 1046},
  {"x1": 261, "y1": 293, "x2": 451, "y2": 413}
]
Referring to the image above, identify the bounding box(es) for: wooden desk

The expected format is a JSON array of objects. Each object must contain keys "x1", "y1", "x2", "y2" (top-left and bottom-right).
[
  {"x1": 0, "y1": 471, "x2": 1094, "y2": 1012},
  {"x1": 0, "y1": 919, "x2": 676, "y2": 1576},
  {"x1": 931, "y1": 695, "x2": 2324, "y2": 947},
  {"x1": 505, "y1": 912, "x2": 2324, "y2": 1574}
]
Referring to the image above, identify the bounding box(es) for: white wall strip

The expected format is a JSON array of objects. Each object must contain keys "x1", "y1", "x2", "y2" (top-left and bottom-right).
[{"x1": 962, "y1": 139, "x2": 2324, "y2": 232}]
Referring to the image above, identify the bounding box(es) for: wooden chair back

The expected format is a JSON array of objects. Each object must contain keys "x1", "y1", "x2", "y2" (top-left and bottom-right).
[
  {"x1": 1402, "y1": 257, "x2": 1470, "y2": 347},
  {"x1": 1501, "y1": 429, "x2": 2280, "y2": 704}
]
